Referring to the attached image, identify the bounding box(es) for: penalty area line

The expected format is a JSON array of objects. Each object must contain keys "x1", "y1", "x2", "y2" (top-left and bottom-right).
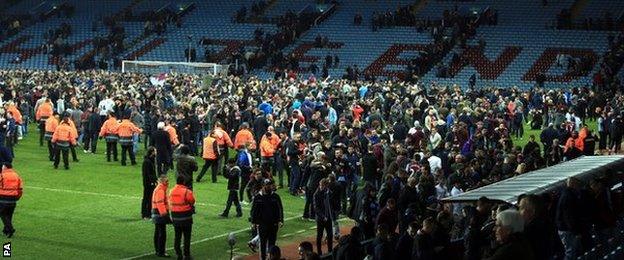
[{"x1": 26, "y1": 186, "x2": 299, "y2": 215}]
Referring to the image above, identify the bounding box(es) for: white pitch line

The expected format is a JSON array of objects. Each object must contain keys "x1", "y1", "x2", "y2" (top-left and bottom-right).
[
  {"x1": 120, "y1": 215, "x2": 302, "y2": 260},
  {"x1": 27, "y1": 186, "x2": 299, "y2": 215}
]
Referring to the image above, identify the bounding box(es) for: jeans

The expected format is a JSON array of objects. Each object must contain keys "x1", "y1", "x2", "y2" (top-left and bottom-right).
[
  {"x1": 303, "y1": 187, "x2": 315, "y2": 219},
  {"x1": 222, "y1": 190, "x2": 242, "y2": 216},
  {"x1": 288, "y1": 159, "x2": 301, "y2": 193},
  {"x1": 132, "y1": 133, "x2": 139, "y2": 155},
  {"x1": 558, "y1": 230, "x2": 581, "y2": 260},
  {"x1": 142, "y1": 184, "x2": 155, "y2": 218},
  {"x1": 83, "y1": 132, "x2": 98, "y2": 153},
  {"x1": 239, "y1": 167, "x2": 251, "y2": 202},
  {"x1": 0, "y1": 203, "x2": 16, "y2": 235},
  {"x1": 197, "y1": 159, "x2": 218, "y2": 182},
  {"x1": 316, "y1": 219, "x2": 333, "y2": 255},
  {"x1": 54, "y1": 146, "x2": 70, "y2": 169},
  {"x1": 121, "y1": 145, "x2": 136, "y2": 165},
  {"x1": 154, "y1": 223, "x2": 167, "y2": 255},
  {"x1": 173, "y1": 223, "x2": 192, "y2": 258},
  {"x1": 106, "y1": 142, "x2": 118, "y2": 161},
  {"x1": 21, "y1": 118, "x2": 28, "y2": 135},
  {"x1": 258, "y1": 224, "x2": 278, "y2": 260}
]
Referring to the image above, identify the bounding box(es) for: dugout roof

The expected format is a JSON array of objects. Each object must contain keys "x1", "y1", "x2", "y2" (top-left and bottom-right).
[{"x1": 441, "y1": 155, "x2": 624, "y2": 204}]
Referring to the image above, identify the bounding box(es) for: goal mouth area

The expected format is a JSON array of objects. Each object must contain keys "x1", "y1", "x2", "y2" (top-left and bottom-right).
[{"x1": 121, "y1": 60, "x2": 229, "y2": 76}]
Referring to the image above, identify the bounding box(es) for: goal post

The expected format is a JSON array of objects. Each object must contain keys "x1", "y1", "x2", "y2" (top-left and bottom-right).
[{"x1": 121, "y1": 60, "x2": 229, "y2": 76}]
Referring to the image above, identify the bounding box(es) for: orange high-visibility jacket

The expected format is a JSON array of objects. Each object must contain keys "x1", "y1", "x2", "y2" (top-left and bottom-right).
[
  {"x1": 165, "y1": 125, "x2": 179, "y2": 145},
  {"x1": 168, "y1": 184, "x2": 195, "y2": 222},
  {"x1": 45, "y1": 117, "x2": 59, "y2": 133},
  {"x1": 260, "y1": 133, "x2": 281, "y2": 158},
  {"x1": 116, "y1": 119, "x2": 143, "y2": 138},
  {"x1": 7, "y1": 105, "x2": 22, "y2": 125},
  {"x1": 151, "y1": 183, "x2": 168, "y2": 216},
  {"x1": 52, "y1": 122, "x2": 77, "y2": 145},
  {"x1": 35, "y1": 102, "x2": 53, "y2": 121},
  {"x1": 99, "y1": 117, "x2": 120, "y2": 137},
  {"x1": 202, "y1": 136, "x2": 219, "y2": 160},
  {"x1": 214, "y1": 127, "x2": 233, "y2": 148},
  {"x1": 564, "y1": 137, "x2": 584, "y2": 153},
  {"x1": 234, "y1": 129, "x2": 256, "y2": 150},
  {"x1": 0, "y1": 168, "x2": 23, "y2": 202}
]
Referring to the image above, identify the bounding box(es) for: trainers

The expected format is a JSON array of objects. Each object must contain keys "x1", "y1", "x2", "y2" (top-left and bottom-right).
[
  {"x1": 219, "y1": 213, "x2": 228, "y2": 218},
  {"x1": 83, "y1": 150, "x2": 89, "y2": 153}
]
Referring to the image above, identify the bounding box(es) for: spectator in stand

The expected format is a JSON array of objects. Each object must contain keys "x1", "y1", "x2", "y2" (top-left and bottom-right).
[
  {"x1": 519, "y1": 194, "x2": 553, "y2": 260},
  {"x1": 556, "y1": 177, "x2": 583, "y2": 260},
  {"x1": 484, "y1": 209, "x2": 534, "y2": 259}
]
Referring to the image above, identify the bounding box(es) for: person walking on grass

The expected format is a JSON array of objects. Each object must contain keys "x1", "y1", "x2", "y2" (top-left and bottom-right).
[
  {"x1": 314, "y1": 178, "x2": 334, "y2": 255},
  {"x1": 52, "y1": 114, "x2": 77, "y2": 170},
  {"x1": 176, "y1": 145, "x2": 197, "y2": 190},
  {"x1": 142, "y1": 147, "x2": 158, "y2": 220},
  {"x1": 197, "y1": 131, "x2": 219, "y2": 183},
  {"x1": 168, "y1": 175, "x2": 195, "y2": 260},
  {"x1": 151, "y1": 174, "x2": 170, "y2": 257},
  {"x1": 0, "y1": 160, "x2": 22, "y2": 238},
  {"x1": 251, "y1": 179, "x2": 283, "y2": 260},
  {"x1": 117, "y1": 114, "x2": 143, "y2": 166},
  {"x1": 220, "y1": 158, "x2": 242, "y2": 218},
  {"x1": 99, "y1": 112, "x2": 119, "y2": 162}
]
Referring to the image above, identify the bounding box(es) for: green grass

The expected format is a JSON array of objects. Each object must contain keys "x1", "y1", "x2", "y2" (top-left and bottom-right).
[
  {"x1": 9, "y1": 118, "x2": 596, "y2": 259},
  {"x1": 510, "y1": 118, "x2": 598, "y2": 149},
  {"x1": 9, "y1": 129, "x2": 345, "y2": 260}
]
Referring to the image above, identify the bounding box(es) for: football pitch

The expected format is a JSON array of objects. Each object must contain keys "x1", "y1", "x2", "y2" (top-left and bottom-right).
[
  {"x1": 8, "y1": 130, "x2": 327, "y2": 260},
  {"x1": 6, "y1": 120, "x2": 596, "y2": 259}
]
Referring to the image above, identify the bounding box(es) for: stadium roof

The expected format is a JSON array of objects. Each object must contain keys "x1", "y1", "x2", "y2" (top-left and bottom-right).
[{"x1": 441, "y1": 155, "x2": 624, "y2": 204}]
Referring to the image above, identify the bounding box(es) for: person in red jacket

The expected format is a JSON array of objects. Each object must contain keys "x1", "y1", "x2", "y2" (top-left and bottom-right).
[
  {"x1": 0, "y1": 163, "x2": 23, "y2": 238},
  {"x1": 151, "y1": 174, "x2": 170, "y2": 257}
]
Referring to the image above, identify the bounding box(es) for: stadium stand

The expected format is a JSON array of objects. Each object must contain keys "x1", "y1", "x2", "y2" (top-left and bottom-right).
[{"x1": 0, "y1": 0, "x2": 622, "y2": 87}]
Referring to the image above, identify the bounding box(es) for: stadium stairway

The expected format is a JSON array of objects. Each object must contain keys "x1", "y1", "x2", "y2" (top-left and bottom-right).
[{"x1": 417, "y1": 0, "x2": 617, "y2": 88}]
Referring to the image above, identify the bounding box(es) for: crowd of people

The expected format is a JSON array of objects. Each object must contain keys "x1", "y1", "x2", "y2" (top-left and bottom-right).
[{"x1": 0, "y1": 65, "x2": 623, "y2": 259}]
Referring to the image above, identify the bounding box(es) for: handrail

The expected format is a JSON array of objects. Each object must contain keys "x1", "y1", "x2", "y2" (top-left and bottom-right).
[{"x1": 314, "y1": 4, "x2": 336, "y2": 26}]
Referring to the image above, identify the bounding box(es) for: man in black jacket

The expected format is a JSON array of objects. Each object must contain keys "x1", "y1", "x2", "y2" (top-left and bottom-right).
[
  {"x1": 303, "y1": 153, "x2": 328, "y2": 219},
  {"x1": 188, "y1": 111, "x2": 200, "y2": 156},
  {"x1": 314, "y1": 178, "x2": 333, "y2": 255},
  {"x1": 151, "y1": 122, "x2": 173, "y2": 175},
  {"x1": 83, "y1": 107, "x2": 101, "y2": 153},
  {"x1": 176, "y1": 145, "x2": 197, "y2": 190},
  {"x1": 251, "y1": 179, "x2": 284, "y2": 260},
  {"x1": 540, "y1": 123, "x2": 558, "y2": 156},
  {"x1": 556, "y1": 177, "x2": 583, "y2": 260},
  {"x1": 141, "y1": 147, "x2": 158, "y2": 219},
  {"x1": 519, "y1": 194, "x2": 553, "y2": 260},
  {"x1": 414, "y1": 217, "x2": 436, "y2": 260},
  {"x1": 394, "y1": 221, "x2": 418, "y2": 259},
  {"x1": 286, "y1": 133, "x2": 302, "y2": 195},
  {"x1": 220, "y1": 159, "x2": 242, "y2": 218}
]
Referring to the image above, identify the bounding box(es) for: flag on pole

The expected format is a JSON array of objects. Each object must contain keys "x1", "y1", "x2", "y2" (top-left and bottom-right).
[{"x1": 150, "y1": 73, "x2": 167, "y2": 86}]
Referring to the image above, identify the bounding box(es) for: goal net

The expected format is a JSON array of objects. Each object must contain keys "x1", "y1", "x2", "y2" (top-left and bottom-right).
[{"x1": 121, "y1": 60, "x2": 229, "y2": 76}]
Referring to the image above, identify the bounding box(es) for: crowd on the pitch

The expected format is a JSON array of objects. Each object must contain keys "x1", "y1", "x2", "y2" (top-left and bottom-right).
[{"x1": 0, "y1": 68, "x2": 624, "y2": 259}]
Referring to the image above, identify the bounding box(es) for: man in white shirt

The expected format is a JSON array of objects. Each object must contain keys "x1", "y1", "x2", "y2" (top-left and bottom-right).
[
  {"x1": 450, "y1": 181, "x2": 464, "y2": 217},
  {"x1": 427, "y1": 153, "x2": 442, "y2": 174},
  {"x1": 98, "y1": 95, "x2": 115, "y2": 119}
]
